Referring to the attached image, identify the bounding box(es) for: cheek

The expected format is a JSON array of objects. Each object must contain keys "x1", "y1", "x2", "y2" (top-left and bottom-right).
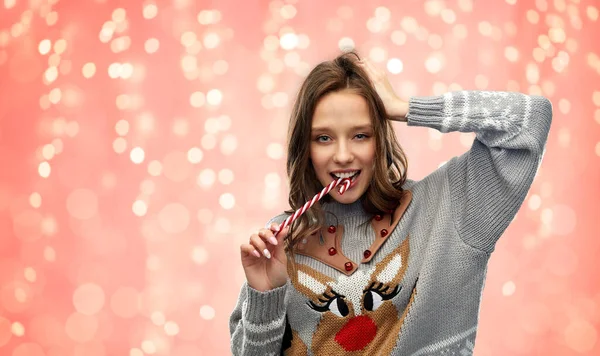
[
  {"x1": 361, "y1": 144, "x2": 377, "y2": 165},
  {"x1": 310, "y1": 148, "x2": 328, "y2": 171}
]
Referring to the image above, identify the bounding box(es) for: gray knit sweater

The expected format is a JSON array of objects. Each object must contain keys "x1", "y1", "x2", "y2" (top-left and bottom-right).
[{"x1": 230, "y1": 91, "x2": 552, "y2": 355}]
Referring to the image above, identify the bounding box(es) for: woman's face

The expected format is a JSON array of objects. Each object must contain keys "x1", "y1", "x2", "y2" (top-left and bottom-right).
[{"x1": 310, "y1": 90, "x2": 376, "y2": 204}]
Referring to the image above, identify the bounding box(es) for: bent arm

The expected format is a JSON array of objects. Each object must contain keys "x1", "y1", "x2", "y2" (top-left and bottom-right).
[{"x1": 407, "y1": 91, "x2": 552, "y2": 252}]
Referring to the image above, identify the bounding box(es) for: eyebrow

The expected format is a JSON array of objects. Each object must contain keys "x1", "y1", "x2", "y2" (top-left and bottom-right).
[{"x1": 311, "y1": 125, "x2": 373, "y2": 132}]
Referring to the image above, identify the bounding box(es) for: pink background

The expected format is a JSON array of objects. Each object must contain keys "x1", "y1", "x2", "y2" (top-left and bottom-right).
[{"x1": 1, "y1": 0, "x2": 599, "y2": 355}]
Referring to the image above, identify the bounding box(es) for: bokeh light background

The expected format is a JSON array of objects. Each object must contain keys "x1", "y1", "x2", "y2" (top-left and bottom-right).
[{"x1": 0, "y1": 0, "x2": 599, "y2": 355}]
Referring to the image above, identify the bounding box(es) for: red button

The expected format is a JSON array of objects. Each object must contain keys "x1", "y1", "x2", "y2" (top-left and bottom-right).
[
  {"x1": 328, "y1": 247, "x2": 337, "y2": 256},
  {"x1": 374, "y1": 214, "x2": 383, "y2": 221},
  {"x1": 344, "y1": 262, "x2": 353, "y2": 271},
  {"x1": 363, "y1": 250, "x2": 371, "y2": 259},
  {"x1": 328, "y1": 225, "x2": 336, "y2": 234},
  {"x1": 380, "y1": 229, "x2": 388, "y2": 237}
]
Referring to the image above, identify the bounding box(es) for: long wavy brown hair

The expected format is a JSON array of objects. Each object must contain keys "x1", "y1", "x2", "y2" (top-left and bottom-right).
[{"x1": 284, "y1": 51, "x2": 408, "y2": 268}]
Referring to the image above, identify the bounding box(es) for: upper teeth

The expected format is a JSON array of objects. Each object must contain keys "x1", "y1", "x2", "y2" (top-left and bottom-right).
[{"x1": 333, "y1": 171, "x2": 358, "y2": 179}]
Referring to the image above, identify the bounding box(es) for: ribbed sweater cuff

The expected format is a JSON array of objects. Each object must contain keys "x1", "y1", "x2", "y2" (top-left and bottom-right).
[
  {"x1": 406, "y1": 95, "x2": 445, "y2": 131},
  {"x1": 244, "y1": 281, "x2": 288, "y2": 324}
]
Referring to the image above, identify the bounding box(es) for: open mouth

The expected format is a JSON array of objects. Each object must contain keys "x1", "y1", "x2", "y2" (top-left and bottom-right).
[{"x1": 330, "y1": 170, "x2": 360, "y2": 184}]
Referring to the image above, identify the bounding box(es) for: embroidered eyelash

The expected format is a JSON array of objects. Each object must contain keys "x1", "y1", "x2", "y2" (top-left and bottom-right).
[
  {"x1": 307, "y1": 289, "x2": 343, "y2": 312},
  {"x1": 364, "y1": 282, "x2": 401, "y2": 300}
]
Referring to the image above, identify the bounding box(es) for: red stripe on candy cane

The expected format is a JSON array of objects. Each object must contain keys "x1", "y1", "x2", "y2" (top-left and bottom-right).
[{"x1": 273, "y1": 178, "x2": 350, "y2": 238}]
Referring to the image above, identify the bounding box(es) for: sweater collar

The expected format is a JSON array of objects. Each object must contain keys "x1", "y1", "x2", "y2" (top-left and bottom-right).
[{"x1": 321, "y1": 198, "x2": 367, "y2": 219}]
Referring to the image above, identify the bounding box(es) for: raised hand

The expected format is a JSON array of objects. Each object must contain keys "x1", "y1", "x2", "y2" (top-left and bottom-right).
[{"x1": 358, "y1": 58, "x2": 409, "y2": 122}]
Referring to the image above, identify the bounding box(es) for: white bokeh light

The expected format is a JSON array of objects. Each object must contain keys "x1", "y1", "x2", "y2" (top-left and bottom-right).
[
  {"x1": 220, "y1": 134, "x2": 237, "y2": 155},
  {"x1": 197, "y1": 169, "x2": 216, "y2": 188},
  {"x1": 130, "y1": 147, "x2": 145, "y2": 164},
  {"x1": 187, "y1": 147, "x2": 203, "y2": 163},
  {"x1": 191, "y1": 245, "x2": 208, "y2": 265},
  {"x1": 528, "y1": 194, "x2": 542, "y2": 210},
  {"x1": 201, "y1": 134, "x2": 217, "y2": 150},
  {"x1": 38, "y1": 161, "x2": 51, "y2": 178},
  {"x1": 148, "y1": 160, "x2": 162, "y2": 176},
  {"x1": 218, "y1": 169, "x2": 234, "y2": 185},
  {"x1": 205, "y1": 117, "x2": 220, "y2": 134},
  {"x1": 190, "y1": 91, "x2": 205, "y2": 107},
  {"x1": 387, "y1": 58, "x2": 403, "y2": 74},
  {"x1": 132, "y1": 200, "x2": 148, "y2": 216},
  {"x1": 164, "y1": 321, "x2": 180, "y2": 336},
  {"x1": 280, "y1": 33, "x2": 298, "y2": 50},
  {"x1": 502, "y1": 281, "x2": 516, "y2": 296},
  {"x1": 203, "y1": 32, "x2": 220, "y2": 48},
  {"x1": 115, "y1": 119, "x2": 130, "y2": 136},
  {"x1": 264, "y1": 172, "x2": 281, "y2": 188},
  {"x1": 369, "y1": 47, "x2": 386, "y2": 62},
  {"x1": 267, "y1": 143, "x2": 284, "y2": 159},
  {"x1": 219, "y1": 193, "x2": 235, "y2": 210},
  {"x1": 200, "y1": 305, "x2": 215, "y2": 320},
  {"x1": 338, "y1": 37, "x2": 355, "y2": 51},
  {"x1": 207, "y1": 89, "x2": 222, "y2": 106}
]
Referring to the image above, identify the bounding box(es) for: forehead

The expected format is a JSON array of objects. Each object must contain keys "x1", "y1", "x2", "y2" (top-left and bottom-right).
[{"x1": 312, "y1": 90, "x2": 371, "y2": 129}]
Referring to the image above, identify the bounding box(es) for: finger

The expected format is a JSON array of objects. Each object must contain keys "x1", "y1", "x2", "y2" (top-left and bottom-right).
[
  {"x1": 250, "y1": 234, "x2": 271, "y2": 259},
  {"x1": 240, "y1": 243, "x2": 261, "y2": 258},
  {"x1": 269, "y1": 222, "x2": 281, "y2": 233},
  {"x1": 358, "y1": 60, "x2": 379, "y2": 83},
  {"x1": 360, "y1": 57, "x2": 380, "y2": 76},
  {"x1": 357, "y1": 58, "x2": 369, "y2": 70},
  {"x1": 270, "y1": 225, "x2": 289, "y2": 261},
  {"x1": 269, "y1": 223, "x2": 288, "y2": 236},
  {"x1": 364, "y1": 59, "x2": 381, "y2": 78},
  {"x1": 362, "y1": 57, "x2": 374, "y2": 69},
  {"x1": 361, "y1": 58, "x2": 375, "y2": 70},
  {"x1": 271, "y1": 224, "x2": 289, "y2": 240},
  {"x1": 258, "y1": 228, "x2": 278, "y2": 246}
]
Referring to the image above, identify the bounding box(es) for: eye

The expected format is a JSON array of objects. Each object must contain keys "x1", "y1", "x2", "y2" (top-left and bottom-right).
[
  {"x1": 355, "y1": 133, "x2": 369, "y2": 140},
  {"x1": 316, "y1": 135, "x2": 331, "y2": 143},
  {"x1": 307, "y1": 290, "x2": 349, "y2": 317},
  {"x1": 363, "y1": 282, "x2": 401, "y2": 312},
  {"x1": 363, "y1": 290, "x2": 384, "y2": 311},
  {"x1": 328, "y1": 296, "x2": 349, "y2": 317}
]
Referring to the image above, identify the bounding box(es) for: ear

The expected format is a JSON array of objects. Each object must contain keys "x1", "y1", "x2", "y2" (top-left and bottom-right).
[
  {"x1": 288, "y1": 262, "x2": 335, "y2": 301},
  {"x1": 370, "y1": 236, "x2": 410, "y2": 286}
]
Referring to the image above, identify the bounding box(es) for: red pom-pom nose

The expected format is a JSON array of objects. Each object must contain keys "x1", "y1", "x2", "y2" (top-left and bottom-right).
[{"x1": 334, "y1": 315, "x2": 377, "y2": 351}]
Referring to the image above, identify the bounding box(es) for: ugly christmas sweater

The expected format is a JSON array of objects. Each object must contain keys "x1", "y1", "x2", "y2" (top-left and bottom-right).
[{"x1": 229, "y1": 91, "x2": 552, "y2": 355}]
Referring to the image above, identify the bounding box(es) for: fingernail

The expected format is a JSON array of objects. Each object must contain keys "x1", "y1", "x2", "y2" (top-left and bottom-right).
[
  {"x1": 273, "y1": 225, "x2": 280, "y2": 232},
  {"x1": 269, "y1": 237, "x2": 278, "y2": 245},
  {"x1": 252, "y1": 250, "x2": 261, "y2": 258},
  {"x1": 263, "y1": 249, "x2": 271, "y2": 259}
]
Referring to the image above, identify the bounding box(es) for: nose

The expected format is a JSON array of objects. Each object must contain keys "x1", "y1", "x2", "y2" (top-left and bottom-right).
[
  {"x1": 333, "y1": 141, "x2": 354, "y2": 164},
  {"x1": 335, "y1": 315, "x2": 377, "y2": 351}
]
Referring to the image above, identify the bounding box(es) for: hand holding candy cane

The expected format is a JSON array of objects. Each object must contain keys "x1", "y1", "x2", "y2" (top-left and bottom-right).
[{"x1": 239, "y1": 178, "x2": 352, "y2": 292}]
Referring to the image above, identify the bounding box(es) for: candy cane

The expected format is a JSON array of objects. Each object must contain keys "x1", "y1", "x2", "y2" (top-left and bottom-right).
[{"x1": 274, "y1": 178, "x2": 351, "y2": 237}]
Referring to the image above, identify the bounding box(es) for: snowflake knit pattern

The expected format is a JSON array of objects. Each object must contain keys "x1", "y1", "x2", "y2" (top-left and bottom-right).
[{"x1": 230, "y1": 91, "x2": 553, "y2": 355}]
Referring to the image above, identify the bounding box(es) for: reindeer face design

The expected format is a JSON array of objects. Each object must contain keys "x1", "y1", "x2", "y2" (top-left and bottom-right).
[{"x1": 288, "y1": 237, "x2": 414, "y2": 354}]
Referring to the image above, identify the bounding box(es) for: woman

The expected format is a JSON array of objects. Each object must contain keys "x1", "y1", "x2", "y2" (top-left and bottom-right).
[{"x1": 230, "y1": 51, "x2": 552, "y2": 355}]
